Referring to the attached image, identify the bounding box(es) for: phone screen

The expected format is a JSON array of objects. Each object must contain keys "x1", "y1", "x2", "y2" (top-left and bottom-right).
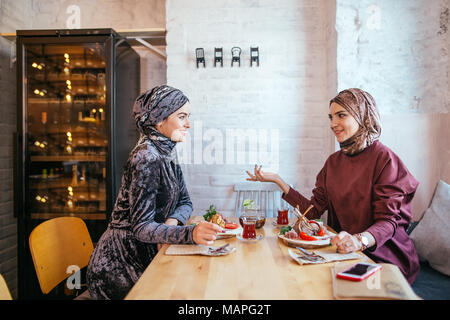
[{"x1": 343, "y1": 263, "x2": 377, "y2": 276}]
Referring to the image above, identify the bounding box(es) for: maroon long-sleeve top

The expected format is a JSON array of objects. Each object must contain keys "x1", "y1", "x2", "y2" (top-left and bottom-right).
[{"x1": 282, "y1": 140, "x2": 420, "y2": 284}]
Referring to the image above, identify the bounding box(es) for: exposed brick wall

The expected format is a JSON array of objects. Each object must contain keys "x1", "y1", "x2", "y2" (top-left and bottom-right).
[
  {"x1": 335, "y1": 0, "x2": 450, "y2": 219},
  {"x1": 29, "y1": 0, "x2": 166, "y2": 29},
  {"x1": 167, "y1": 0, "x2": 450, "y2": 221},
  {"x1": 166, "y1": 0, "x2": 335, "y2": 217},
  {"x1": 0, "y1": 0, "x2": 33, "y2": 300}
]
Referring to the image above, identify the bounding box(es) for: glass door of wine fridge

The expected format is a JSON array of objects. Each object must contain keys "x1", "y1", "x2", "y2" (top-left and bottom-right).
[
  {"x1": 15, "y1": 29, "x2": 140, "y2": 299},
  {"x1": 26, "y1": 42, "x2": 108, "y2": 221}
]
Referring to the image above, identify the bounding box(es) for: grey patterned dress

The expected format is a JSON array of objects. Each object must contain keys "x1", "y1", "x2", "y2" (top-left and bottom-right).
[{"x1": 86, "y1": 129, "x2": 195, "y2": 300}]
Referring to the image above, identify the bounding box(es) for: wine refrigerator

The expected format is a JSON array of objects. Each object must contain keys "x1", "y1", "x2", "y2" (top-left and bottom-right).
[{"x1": 14, "y1": 29, "x2": 140, "y2": 299}]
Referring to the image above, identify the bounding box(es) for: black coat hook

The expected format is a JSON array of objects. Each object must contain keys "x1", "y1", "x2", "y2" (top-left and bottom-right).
[
  {"x1": 214, "y1": 47, "x2": 223, "y2": 67},
  {"x1": 231, "y1": 47, "x2": 241, "y2": 67},
  {"x1": 196, "y1": 48, "x2": 205, "y2": 68}
]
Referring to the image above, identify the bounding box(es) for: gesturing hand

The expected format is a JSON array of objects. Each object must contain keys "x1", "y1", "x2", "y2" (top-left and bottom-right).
[
  {"x1": 330, "y1": 231, "x2": 362, "y2": 254},
  {"x1": 246, "y1": 164, "x2": 279, "y2": 183},
  {"x1": 193, "y1": 221, "x2": 223, "y2": 245}
]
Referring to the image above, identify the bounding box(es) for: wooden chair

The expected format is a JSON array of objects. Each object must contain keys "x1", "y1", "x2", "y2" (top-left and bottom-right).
[
  {"x1": 0, "y1": 274, "x2": 13, "y2": 300},
  {"x1": 234, "y1": 182, "x2": 294, "y2": 218},
  {"x1": 29, "y1": 217, "x2": 94, "y2": 299}
]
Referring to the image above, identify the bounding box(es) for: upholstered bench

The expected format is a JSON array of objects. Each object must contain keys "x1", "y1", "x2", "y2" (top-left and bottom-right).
[
  {"x1": 407, "y1": 180, "x2": 450, "y2": 300},
  {"x1": 412, "y1": 260, "x2": 450, "y2": 300}
]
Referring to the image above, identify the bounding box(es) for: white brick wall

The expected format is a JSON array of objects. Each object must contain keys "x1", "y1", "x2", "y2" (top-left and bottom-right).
[
  {"x1": 167, "y1": 0, "x2": 335, "y2": 217},
  {"x1": 29, "y1": 0, "x2": 166, "y2": 29},
  {"x1": 336, "y1": 0, "x2": 449, "y2": 114},
  {"x1": 336, "y1": 0, "x2": 450, "y2": 219},
  {"x1": 0, "y1": 0, "x2": 34, "y2": 300},
  {"x1": 169, "y1": 0, "x2": 450, "y2": 221},
  {"x1": 132, "y1": 46, "x2": 167, "y2": 94}
]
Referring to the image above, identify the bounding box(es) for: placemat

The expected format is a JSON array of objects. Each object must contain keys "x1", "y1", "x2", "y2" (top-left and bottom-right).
[
  {"x1": 288, "y1": 248, "x2": 363, "y2": 265},
  {"x1": 165, "y1": 244, "x2": 236, "y2": 256}
]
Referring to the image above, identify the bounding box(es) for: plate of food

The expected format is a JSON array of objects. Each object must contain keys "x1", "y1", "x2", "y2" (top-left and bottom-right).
[
  {"x1": 202, "y1": 204, "x2": 242, "y2": 238},
  {"x1": 278, "y1": 223, "x2": 336, "y2": 249}
]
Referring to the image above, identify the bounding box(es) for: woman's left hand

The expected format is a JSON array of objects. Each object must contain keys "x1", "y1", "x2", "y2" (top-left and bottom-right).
[{"x1": 330, "y1": 231, "x2": 362, "y2": 253}]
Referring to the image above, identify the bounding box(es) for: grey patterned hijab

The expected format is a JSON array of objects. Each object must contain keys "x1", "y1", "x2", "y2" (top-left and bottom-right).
[
  {"x1": 133, "y1": 85, "x2": 189, "y2": 136},
  {"x1": 132, "y1": 85, "x2": 189, "y2": 156}
]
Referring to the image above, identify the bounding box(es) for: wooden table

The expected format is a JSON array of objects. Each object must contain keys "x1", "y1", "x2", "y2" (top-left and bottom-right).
[{"x1": 125, "y1": 217, "x2": 369, "y2": 300}]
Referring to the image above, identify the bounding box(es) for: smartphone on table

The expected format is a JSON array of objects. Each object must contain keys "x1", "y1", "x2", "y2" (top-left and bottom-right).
[{"x1": 336, "y1": 262, "x2": 382, "y2": 281}]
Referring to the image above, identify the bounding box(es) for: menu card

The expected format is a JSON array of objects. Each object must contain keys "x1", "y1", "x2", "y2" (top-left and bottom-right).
[{"x1": 331, "y1": 262, "x2": 421, "y2": 300}]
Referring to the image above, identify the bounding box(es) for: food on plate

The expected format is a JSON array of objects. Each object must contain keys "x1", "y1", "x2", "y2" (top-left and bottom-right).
[
  {"x1": 299, "y1": 231, "x2": 317, "y2": 241},
  {"x1": 281, "y1": 220, "x2": 328, "y2": 241},
  {"x1": 203, "y1": 204, "x2": 226, "y2": 228},
  {"x1": 317, "y1": 226, "x2": 326, "y2": 237},
  {"x1": 293, "y1": 215, "x2": 327, "y2": 239},
  {"x1": 280, "y1": 226, "x2": 292, "y2": 235},
  {"x1": 282, "y1": 228, "x2": 318, "y2": 241},
  {"x1": 210, "y1": 213, "x2": 226, "y2": 228},
  {"x1": 225, "y1": 223, "x2": 239, "y2": 229}
]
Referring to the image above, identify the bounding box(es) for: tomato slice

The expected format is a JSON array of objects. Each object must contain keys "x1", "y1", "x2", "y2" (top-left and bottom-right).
[
  {"x1": 299, "y1": 232, "x2": 317, "y2": 241},
  {"x1": 225, "y1": 223, "x2": 239, "y2": 229}
]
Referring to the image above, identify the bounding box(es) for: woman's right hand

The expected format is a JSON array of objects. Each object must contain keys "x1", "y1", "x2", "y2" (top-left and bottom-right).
[
  {"x1": 246, "y1": 164, "x2": 291, "y2": 195},
  {"x1": 246, "y1": 164, "x2": 279, "y2": 183},
  {"x1": 193, "y1": 221, "x2": 223, "y2": 245}
]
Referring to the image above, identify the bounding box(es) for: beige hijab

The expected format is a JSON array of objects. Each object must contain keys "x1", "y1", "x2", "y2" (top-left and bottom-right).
[{"x1": 330, "y1": 88, "x2": 382, "y2": 156}]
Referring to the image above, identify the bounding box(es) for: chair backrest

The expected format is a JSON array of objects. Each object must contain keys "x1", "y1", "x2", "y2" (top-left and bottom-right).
[
  {"x1": 233, "y1": 182, "x2": 293, "y2": 218},
  {"x1": 29, "y1": 217, "x2": 94, "y2": 294},
  {"x1": 231, "y1": 46, "x2": 241, "y2": 56},
  {"x1": 0, "y1": 274, "x2": 13, "y2": 300}
]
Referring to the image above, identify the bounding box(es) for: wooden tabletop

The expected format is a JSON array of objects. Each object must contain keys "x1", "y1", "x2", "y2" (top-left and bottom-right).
[{"x1": 125, "y1": 217, "x2": 369, "y2": 300}]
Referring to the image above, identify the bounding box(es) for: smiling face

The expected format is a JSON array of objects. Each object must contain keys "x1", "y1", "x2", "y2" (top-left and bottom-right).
[
  {"x1": 156, "y1": 102, "x2": 191, "y2": 142},
  {"x1": 329, "y1": 102, "x2": 360, "y2": 143}
]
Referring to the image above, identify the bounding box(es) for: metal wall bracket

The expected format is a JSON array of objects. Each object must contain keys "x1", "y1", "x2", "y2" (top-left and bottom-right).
[
  {"x1": 2, "y1": 29, "x2": 168, "y2": 63},
  {"x1": 117, "y1": 29, "x2": 166, "y2": 61},
  {"x1": 128, "y1": 37, "x2": 166, "y2": 61},
  {"x1": 1, "y1": 33, "x2": 17, "y2": 68}
]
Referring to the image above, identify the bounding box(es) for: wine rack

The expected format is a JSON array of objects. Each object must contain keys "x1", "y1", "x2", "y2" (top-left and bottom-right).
[{"x1": 15, "y1": 29, "x2": 140, "y2": 299}]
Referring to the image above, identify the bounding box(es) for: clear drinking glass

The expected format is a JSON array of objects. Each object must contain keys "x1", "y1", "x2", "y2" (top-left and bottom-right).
[
  {"x1": 276, "y1": 200, "x2": 290, "y2": 225},
  {"x1": 239, "y1": 191, "x2": 266, "y2": 229}
]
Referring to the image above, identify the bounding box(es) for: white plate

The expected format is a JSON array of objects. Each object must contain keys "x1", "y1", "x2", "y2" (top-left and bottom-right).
[
  {"x1": 216, "y1": 226, "x2": 243, "y2": 239},
  {"x1": 278, "y1": 231, "x2": 336, "y2": 249},
  {"x1": 236, "y1": 233, "x2": 263, "y2": 242}
]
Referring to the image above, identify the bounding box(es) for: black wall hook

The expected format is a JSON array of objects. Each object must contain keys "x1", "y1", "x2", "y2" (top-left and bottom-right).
[
  {"x1": 250, "y1": 47, "x2": 259, "y2": 67},
  {"x1": 231, "y1": 47, "x2": 241, "y2": 67},
  {"x1": 196, "y1": 48, "x2": 205, "y2": 68},
  {"x1": 214, "y1": 47, "x2": 223, "y2": 67}
]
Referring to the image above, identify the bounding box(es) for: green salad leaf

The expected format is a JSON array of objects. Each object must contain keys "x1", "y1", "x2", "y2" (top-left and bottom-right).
[
  {"x1": 280, "y1": 226, "x2": 292, "y2": 235},
  {"x1": 203, "y1": 204, "x2": 217, "y2": 221}
]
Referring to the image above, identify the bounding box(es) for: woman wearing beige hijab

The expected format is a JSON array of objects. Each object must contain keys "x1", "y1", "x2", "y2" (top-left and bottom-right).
[{"x1": 247, "y1": 88, "x2": 420, "y2": 284}]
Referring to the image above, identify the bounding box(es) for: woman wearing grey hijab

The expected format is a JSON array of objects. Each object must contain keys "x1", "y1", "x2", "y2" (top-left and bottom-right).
[{"x1": 87, "y1": 85, "x2": 222, "y2": 300}]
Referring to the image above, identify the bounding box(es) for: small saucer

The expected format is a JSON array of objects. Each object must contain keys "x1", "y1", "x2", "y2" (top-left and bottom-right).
[
  {"x1": 272, "y1": 221, "x2": 291, "y2": 228},
  {"x1": 236, "y1": 234, "x2": 263, "y2": 242}
]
